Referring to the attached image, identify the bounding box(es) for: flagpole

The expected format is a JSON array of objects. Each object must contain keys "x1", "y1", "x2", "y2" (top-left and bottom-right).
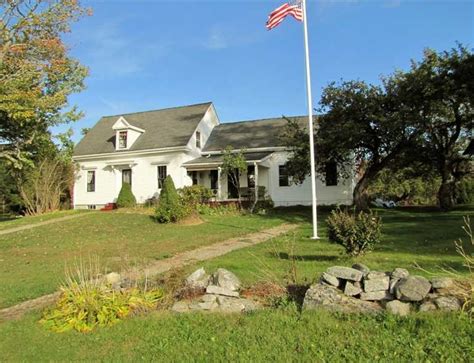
[{"x1": 301, "y1": 0, "x2": 319, "y2": 239}]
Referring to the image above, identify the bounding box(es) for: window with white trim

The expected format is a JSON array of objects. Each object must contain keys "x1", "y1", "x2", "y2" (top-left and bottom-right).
[
  {"x1": 118, "y1": 131, "x2": 128, "y2": 149},
  {"x1": 157, "y1": 166, "x2": 167, "y2": 189},
  {"x1": 196, "y1": 131, "x2": 201, "y2": 149},
  {"x1": 87, "y1": 171, "x2": 96, "y2": 192},
  {"x1": 278, "y1": 165, "x2": 290, "y2": 187}
]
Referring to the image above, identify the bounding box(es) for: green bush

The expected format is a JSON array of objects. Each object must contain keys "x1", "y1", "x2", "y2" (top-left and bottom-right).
[
  {"x1": 196, "y1": 203, "x2": 240, "y2": 216},
  {"x1": 327, "y1": 208, "x2": 382, "y2": 256},
  {"x1": 179, "y1": 185, "x2": 214, "y2": 207},
  {"x1": 455, "y1": 177, "x2": 474, "y2": 205},
  {"x1": 116, "y1": 183, "x2": 136, "y2": 208},
  {"x1": 155, "y1": 176, "x2": 187, "y2": 223}
]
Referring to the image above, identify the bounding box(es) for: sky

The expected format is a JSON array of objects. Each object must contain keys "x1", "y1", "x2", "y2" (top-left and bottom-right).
[{"x1": 57, "y1": 0, "x2": 473, "y2": 142}]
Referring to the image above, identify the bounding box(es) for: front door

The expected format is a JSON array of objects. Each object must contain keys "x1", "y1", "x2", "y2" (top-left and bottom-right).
[
  {"x1": 227, "y1": 171, "x2": 239, "y2": 199},
  {"x1": 122, "y1": 169, "x2": 132, "y2": 186}
]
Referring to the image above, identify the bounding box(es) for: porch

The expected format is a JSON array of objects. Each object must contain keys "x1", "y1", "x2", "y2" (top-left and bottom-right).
[{"x1": 183, "y1": 152, "x2": 273, "y2": 201}]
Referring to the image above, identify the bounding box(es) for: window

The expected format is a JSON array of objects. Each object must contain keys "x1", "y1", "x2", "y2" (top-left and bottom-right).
[
  {"x1": 210, "y1": 170, "x2": 218, "y2": 190},
  {"x1": 118, "y1": 131, "x2": 128, "y2": 149},
  {"x1": 87, "y1": 171, "x2": 95, "y2": 192},
  {"x1": 325, "y1": 161, "x2": 338, "y2": 186},
  {"x1": 247, "y1": 165, "x2": 255, "y2": 188},
  {"x1": 157, "y1": 165, "x2": 167, "y2": 189},
  {"x1": 122, "y1": 169, "x2": 132, "y2": 186},
  {"x1": 195, "y1": 131, "x2": 201, "y2": 149},
  {"x1": 188, "y1": 171, "x2": 198, "y2": 185},
  {"x1": 279, "y1": 165, "x2": 290, "y2": 187}
]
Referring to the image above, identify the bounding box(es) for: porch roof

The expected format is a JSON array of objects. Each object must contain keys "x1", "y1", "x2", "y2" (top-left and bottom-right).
[{"x1": 183, "y1": 152, "x2": 273, "y2": 168}]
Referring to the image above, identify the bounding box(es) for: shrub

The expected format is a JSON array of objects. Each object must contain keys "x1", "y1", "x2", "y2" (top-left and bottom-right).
[
  {"x1": 179, "y1": 185, "x2": 213, "y2": 207},
  {"x1": 116, "y1": 183, "x2": 137, "y2": 208},
  {"x1": 326, "y1": 208, "x2": 382, "y2": 256},
  {"x1": 155, "y1": 176, "x2": 187, "y2": 223},
  {"x1": 196, "y1": 203, "x2": 240, "y2": 216}
]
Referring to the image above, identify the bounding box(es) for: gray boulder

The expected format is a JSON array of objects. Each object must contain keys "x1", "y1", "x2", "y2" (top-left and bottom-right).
[
  {"x1": 303, "y1": 283, "x2": 382, "y2": 314},
  {"x1": 431, "y1": 277, "x2": 454, "y2": 289},
  {"x1": 364, "y1": 271, "x2": 390, "y2": 292},
  {"x1": 395, "y1": 276, "x2": 432, "y2": 302},
  {"x1": 419, "y1": 301, "x2": 437, "y2": 312},
  {"x1": 391, "y1": 268, "x2": 409, "y2": 280},
  {"x1": 352, "y1": 263, "x2": 370, "y2": 276},
  {"x1": 434, "y1": 296, "x2": 461, "y2": 311},
  {"x1": 213, "y1": 268, "x2": 241, "y2": 291},
  {"x1": 185, "y1": 267, "x2": 210, "y2": 289},
  {"x1": 360, "y1": 291, "x2": 393, "y2": 301},
  {"x1": 321, "y1": 272, "x2": 340, "y2": 287},
  {"x1": 206, "y1": 285, "x2": 240, "y2": 297},
  {"x1": 386, "y1": 300, "x2": 411, "y2": 316},
  {"x1": 344, "y1": 281, "x2": 362, "y2": 296},
  {"x1": 326, "y1": 266, "x2": 363, "y2": 282}
]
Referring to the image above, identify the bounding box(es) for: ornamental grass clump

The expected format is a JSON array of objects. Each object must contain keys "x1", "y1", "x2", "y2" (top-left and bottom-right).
[
  {"x1": 326, "y1": 208, "x2": 382, "y2": 256},
  {"x1": 40, "y1": 260, "x2": 163, "y2": 333}
]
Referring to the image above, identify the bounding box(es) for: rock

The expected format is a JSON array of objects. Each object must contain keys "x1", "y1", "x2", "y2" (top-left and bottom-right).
[
  {"x1": 386, "y1": 300, "x2": 411, "y2": 316},
  {"x1": 212, "y1": 268, "x2": 241, "y2": 291},
  {"x1": 436, "y1": 280, "x2": 472, "y2": 304},
  {"x1": 105, "y1": 272, "x2": 121, "y2": 286},
  {"x1": 326, "y1": 266, "x2": 363, "y2": 282},
  {"x1": 419, "y1": 301, "x2": 437, "y2": 312},
  {"x1": 395, "y1": 276, "x2": 432, "y2": 302},
  {"x1": 431, "y1": 277, "x2": 454, "y2": 289},
  {"x1": 206, "y1": 285, "x2": 240, "y2": 297},
  {"x1": 344, "y1": 281, "x2": 362, "y2": 296},
  {"x1": 197, "y1": 300, "x2": 219, "y2": 310},
  {"x1": 352, "y1": 263, "x2": 370, "y2": 276},
  {"x1": 201, "y1": 294, "x2": 218, "y2": 303},
  {"x1": 391, "y1": 268, "x2": 409, "y2": 280},
  {"x1": 360, "y1": 291, "x2": 393, "y2": 301},
  {"x1": 364, "y1": 272, "x2": 390, "y2": 292},
  {"x1": 185, "y1": 267, "x2": 210, "y2": 289},
  {"x1": 171, "y1": 301, "x2": 190, "y2": 313},
  {"x1": 434, "y1": 296, "x2": 461, "y2": 311},
  {"x1": 321, "y1": 272, "x2": 340, "y2": 287},
  {"x1": 303, "y1": 283, "x2": 382, "y2": 314}
]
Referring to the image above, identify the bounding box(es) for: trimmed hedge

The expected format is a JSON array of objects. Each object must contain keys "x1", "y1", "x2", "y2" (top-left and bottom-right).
[
  {"x1": 116, "y1": 183, "x2": 136, "y2": 208},
  {"x1": 155, "y1": 176, "x2": 187, "y2": 223}
]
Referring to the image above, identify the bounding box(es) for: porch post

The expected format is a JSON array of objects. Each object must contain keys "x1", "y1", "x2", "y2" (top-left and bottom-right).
[
  {"x1": 254, "y1": 162, "x2": 259, "y2": 203},
  {"x1": 217, "y1": 167, "x2": 222, "y2": 200}
]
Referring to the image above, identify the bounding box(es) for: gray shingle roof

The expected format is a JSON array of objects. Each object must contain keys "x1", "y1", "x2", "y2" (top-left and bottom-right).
[
  {"x1": 183, "y1": 152, "x2": 273, "y2": 167},
  {"x1": 73, "y1": 102, "x2": 212, "y2": 156},
  {"x1": 202, "y1": 116, "x2": 308, "y2": 151}
]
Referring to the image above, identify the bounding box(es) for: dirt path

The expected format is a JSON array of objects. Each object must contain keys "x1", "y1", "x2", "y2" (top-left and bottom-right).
[
  {"x1": 0, "y1": 213, "x2": 90, "y2": 236},
  {"x1": 0, "y1": 223, "x2": 298, "y2": 322}
]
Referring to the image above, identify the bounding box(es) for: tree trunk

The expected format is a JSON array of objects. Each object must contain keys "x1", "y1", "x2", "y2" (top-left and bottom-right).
[
  {"x1": 438, "y1": 178, "x2": 455, "y2": 211},
  {"x1": 353, "y1": 174, "x2": 371, "y2": 211}
]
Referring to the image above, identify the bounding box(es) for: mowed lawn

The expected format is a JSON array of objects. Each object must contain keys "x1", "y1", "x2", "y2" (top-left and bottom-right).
[
  {"x1": 0, "y1": 207, "x2": 473, "y2": 361},
  {"x1": 0, "y1": 210, "x2": 296, "y2": 308}
]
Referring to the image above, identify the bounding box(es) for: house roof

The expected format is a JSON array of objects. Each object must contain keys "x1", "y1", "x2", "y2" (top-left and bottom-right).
[
  {"x1": 73, "y1": 102, "x2": 212, "y2": 156},
  {"x1": 183, "y1": 152, "x2": 273, "y2": 168},
  {"x1": 202, "y1": 116, "x2": 308, "y2": 151}
]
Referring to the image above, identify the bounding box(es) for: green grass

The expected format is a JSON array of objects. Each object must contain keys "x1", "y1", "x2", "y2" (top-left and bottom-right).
[
  {"x1": 0, "y1": 209, "x2": 86, "y2": 231},
  {"x1": 0, "y1": 309, "x2": 472, "y2": 361},
  {"x1": 189, "y1": 207, "x2": 474, "y2": 286},
  {"x1": 0, "y1": 211, "x2": 291, "y2": 308}
]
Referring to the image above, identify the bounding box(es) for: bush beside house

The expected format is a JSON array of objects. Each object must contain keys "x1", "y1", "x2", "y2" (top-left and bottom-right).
[
  {"x1": 155, "y1": 176, "x2": 187, "y2": 223},
  {"x1": 116, "y1": 183, "x2": 137, "y2": 208}
]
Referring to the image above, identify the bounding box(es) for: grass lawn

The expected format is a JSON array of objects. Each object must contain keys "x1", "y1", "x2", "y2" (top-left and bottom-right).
[
  {"x1": 0, "y1": 210, "x2": 295, "y2": 308},
  {"x1": 187, "y1": 206, "x2": 474, "y2": 287},
  {"x1": 0, "y1": 206, "x2": 472, "y2": 361},
  {"x1": 0, "y1": 210, "x2": 86, "y2": 231}
]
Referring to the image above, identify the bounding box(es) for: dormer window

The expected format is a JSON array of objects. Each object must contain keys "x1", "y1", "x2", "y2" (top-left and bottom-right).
[
  {"x1": 119, "y1": 131, "x2": 128, "y2": 149},
  {"x1": 196, "y1": 131, "x2": 201, "y2": 149}
]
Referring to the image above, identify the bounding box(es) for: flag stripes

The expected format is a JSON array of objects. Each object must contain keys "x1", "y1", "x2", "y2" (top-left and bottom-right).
[{"x1": 266, "y1": 2, "x2": 303, "y2": 30}]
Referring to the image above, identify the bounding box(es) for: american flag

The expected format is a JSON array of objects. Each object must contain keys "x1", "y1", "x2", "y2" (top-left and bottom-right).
[{"x1": 266, "y1": 1, "x2": 303, "y2": 30}]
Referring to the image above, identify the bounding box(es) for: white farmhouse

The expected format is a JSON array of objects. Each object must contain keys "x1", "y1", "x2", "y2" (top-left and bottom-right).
[{"x1": 72, "y1": 102, "x2": 354, "y2": 209}]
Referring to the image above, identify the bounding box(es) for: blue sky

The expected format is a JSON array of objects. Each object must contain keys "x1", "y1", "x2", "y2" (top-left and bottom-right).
[{"x1": 59, "y1": 0, "x2": 473, "y2": 142}]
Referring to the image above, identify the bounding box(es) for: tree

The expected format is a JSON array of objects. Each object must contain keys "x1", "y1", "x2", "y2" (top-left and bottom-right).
[
  {"x1": 155, "y1": 176, "x2": 185, "y2": 223},
  {"x1": 220, "y1": 146, "x2": 247, "y2": 206},
  {"x1": 281, "y1": 79, "x2": 418, "y2": 210},
  {"x1": 0, "y1": 0, "x2": 89, "y2": 169},
  {"x1": 395, "y1": 45, "x2": 473, "y2": 210},
  {"x1": 116, "y1": 183, "x2": 137, "y2": 208}
]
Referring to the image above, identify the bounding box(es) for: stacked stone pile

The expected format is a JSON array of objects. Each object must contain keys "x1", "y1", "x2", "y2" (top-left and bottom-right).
[
  {"x1": 304, "y1": 264, "x2": 471, "y2": 316},
  {"x1": 172, "y1": 268, "x2": 258, "y2": 313}
]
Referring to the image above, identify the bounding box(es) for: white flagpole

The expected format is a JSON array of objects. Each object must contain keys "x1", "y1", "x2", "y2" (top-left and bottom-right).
[{"x1": 301, "y1": 0, "x2": 319, "y2": 239}]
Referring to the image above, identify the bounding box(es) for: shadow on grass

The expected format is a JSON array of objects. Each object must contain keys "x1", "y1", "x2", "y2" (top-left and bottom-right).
[{"x1": 273, "y1": 252, "x2": 339, "y2": 262}]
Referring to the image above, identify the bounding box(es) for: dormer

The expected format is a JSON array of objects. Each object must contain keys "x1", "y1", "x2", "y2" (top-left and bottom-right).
[{"x1": 112, "y1": 117, "x2": 145, "y2": 151}]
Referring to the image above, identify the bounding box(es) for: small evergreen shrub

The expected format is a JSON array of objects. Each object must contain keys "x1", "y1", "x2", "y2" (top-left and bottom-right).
[
  {"x1": 326, "y1": 208, "x2": 382, "y2": 256},
  {"x1": 155, "y1": 176, "x2": 187, "y2": 223},
  {"x1": 116, "y1": 183, "x2": 136, "y2": 208}
]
